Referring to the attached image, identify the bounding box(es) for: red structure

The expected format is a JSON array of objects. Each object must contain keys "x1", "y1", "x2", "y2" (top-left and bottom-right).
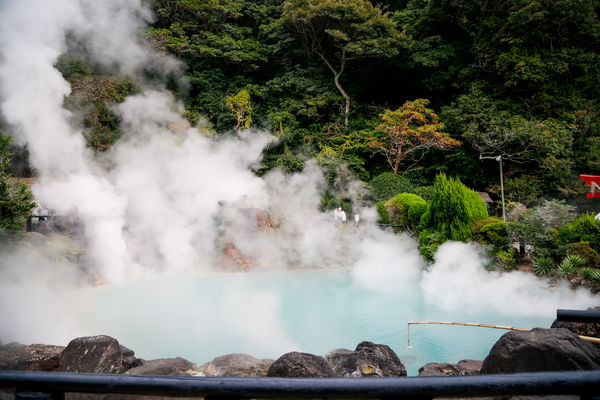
[{"x1": 580, "y1": 174, "x2": 600, "y2": 198}]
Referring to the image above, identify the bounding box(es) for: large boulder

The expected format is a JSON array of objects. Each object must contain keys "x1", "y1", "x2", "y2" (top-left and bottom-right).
[
  {"x1": 418, "y1": 360, "x2": 482, "y2": 376},
  {"x1": 125, "y1": 357, "x2": 201, "y2": 376},
  {"x1": 481, "y1": 328, "x2": 600, "y2": 374},
  {"x1": 326, "y1": 342, "x2": 407, "y2": 377},
  {"x1": 0, "y1": 342, "x2": 64, "y2": 371},
  {"x1": 198, "y1": 354, "x2": 274, "y2": 377},
  {"x1": 551, "y1": 307, "x2": 600, "y2": 353},
  {"x1": 267, "y1": 352, "x2": 337, "y2": 377},
  {"x1": 60, "y1": 335, "x2": 139, "y2": 374}
]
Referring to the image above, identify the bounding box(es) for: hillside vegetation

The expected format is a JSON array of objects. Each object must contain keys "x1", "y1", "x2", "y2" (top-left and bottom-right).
[{"x1": 2, "y1": 0, "x2": 600, "y2": 284}]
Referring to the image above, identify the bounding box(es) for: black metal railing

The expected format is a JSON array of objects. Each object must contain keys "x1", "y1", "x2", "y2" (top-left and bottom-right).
[
  {"x1": 1, "y1": 370, "x2": 600, "y2": 400},
  {"x1": 557, "y1": 309, "x2": 600, "y2": 324}
]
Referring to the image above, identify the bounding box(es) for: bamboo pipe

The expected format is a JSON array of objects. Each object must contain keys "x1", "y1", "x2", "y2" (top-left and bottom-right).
[{"x1": 407, "y1": 321, "x2": 600, "y2": 348}]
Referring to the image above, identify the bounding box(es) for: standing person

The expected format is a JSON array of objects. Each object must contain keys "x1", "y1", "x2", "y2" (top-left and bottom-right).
[
  {"x1": 334, "y1": 207, "x2": 340, "y2": 222},
  {"x1": 340, "y1": 208, "x2": 347, "y2": 224}
]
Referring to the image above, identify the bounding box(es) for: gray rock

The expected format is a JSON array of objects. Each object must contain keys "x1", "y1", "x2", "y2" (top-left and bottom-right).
[
  {"x1": 418, "y1": 359, "x2": 482, "y2": 376},
  {"x1": 326, "y1": 342, "x2": 407, "y2": 377},
  {"x1": 198, "y1": 353, "x2": 274, "y2": 377},
  {"x1": 267, "y1": 352, "x2": 337, "y2": 377},
  {"x1": 60, "y1": 335, "x2": 126, "y2": 373},
  {"x1": 120, "y1": 345, "x2": 142, "y2": 370},
  {"x1": 481, "y1": 328, "x2": 600, "y2": 374},
  {"x1": 0, "y1": 342, "x2": 64, "y2": 371},
  {"x1": 125, "y1": 357, "x2": 201, "y2": 376}
]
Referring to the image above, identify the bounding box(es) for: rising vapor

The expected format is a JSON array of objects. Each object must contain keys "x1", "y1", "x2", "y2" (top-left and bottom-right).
[{"x1": 0, "y1": 0, "x2": 595, "y2": 360}]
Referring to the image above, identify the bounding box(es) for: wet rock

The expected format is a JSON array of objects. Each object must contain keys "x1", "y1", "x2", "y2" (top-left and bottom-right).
[
  {"x1": 551, "y1": 307, "x2": 600, "y2": 353},
  {"x1": 120, "y1": 345, "x2": 142, "y2": 370},
  {"x1": 60, "y1": 335, "x2": 133, "y2": 374},
  {"x1": 198, "y1": 353, "x2": 274, "y2": 377},
  {"x1": 325, "y1": 342, "x2": 407, "y2": 377},
  {"x1": 125, "y1": 357, "x2": 201, "y2": 376},
  {"x1": 481, "y1": 328, "x2": 600, "y2": 374},
  {"x1": 267, "y1": 352, "x2": 337, "y2": 377},
  {"x1": 418, "y1": 359, "x2": 482, "y2": 376},
  {"x1": 0, "y1": 342, "x2": 64, "y2": 371}
]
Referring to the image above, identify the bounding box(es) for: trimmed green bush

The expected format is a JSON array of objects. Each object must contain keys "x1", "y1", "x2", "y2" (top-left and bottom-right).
[
  {"x1": 376, "y1": 201, "x2": 392, "y2": 225},
  {"x1": 369, "y1": 172, "x2": 413, "y2": 202},
  {"x1": 386, "y1": 192, "x2": 427, "y2": 229},
  {"x1": 472, "y1": 217, "x2": 508, "y2": 247},
  {"x1": 420, "y1": 174, "x2": 488, "y2": 242}
]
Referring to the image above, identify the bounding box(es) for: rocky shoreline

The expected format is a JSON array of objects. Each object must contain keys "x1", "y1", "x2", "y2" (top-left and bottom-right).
[{"x1": 1, "y1": 313, "x2": 599, "y2": 379}]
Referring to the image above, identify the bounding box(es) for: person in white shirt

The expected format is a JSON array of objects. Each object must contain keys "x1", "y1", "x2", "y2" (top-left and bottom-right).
[{"x1": 340, "y1": 209, "x2": 347, "y2": 223}]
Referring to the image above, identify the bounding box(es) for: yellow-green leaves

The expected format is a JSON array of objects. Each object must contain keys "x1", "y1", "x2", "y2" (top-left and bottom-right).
[{"x1": 226, "y1": 88, "x2": 252, "y2": 130}]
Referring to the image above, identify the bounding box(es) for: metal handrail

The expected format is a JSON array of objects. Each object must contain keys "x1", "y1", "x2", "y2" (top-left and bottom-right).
[
  {"x1": 1, "y1": 370, "x2": 599, "y2": 399},
  {"x1": 557, "y1": 309, "x2": 600, "y2": 324}
]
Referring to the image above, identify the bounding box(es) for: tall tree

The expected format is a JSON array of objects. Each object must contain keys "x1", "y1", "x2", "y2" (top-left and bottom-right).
[
  {"x1": 370, "y1": 99, "x2": 460, "y2": 174},
  {"x1": 281, "y1": 0, "x2": 402, "y2": 126}
]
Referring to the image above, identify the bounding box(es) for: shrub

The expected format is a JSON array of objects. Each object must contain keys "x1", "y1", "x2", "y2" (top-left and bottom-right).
[
  {"x1": 496, "y1": 249, "x2": 517, "y2": 270},
  {"x1": 386, "y1": 193, "x2": 427, "y2": 229},
  {"x1": 472, "y1": 217, "x2": 509, "y2": 248},
  {"x1": 0, "y1": 134, "x2": 36, "y2": 242},
  {"x1": 579, "y1": 267, "x2": 595, "y2": 280},
  {"x1": 419, "y1": 229, "x2": 444, "y2": 262},
  {"x1": 472, "y1": 217, "x2": 504, "y2": 236},
  {"x1": 369, "y1": 172, "x2": 413, "y2": 202},
  {"x1": 411, "y1": 185, "x2": 434, "y2": 201},
  {"x1": 557, "y1": 254, "x2": 585, "y2": 278},
  {"x1": 376, "y1": 201, "x2": 392, "y2": 225},
  {"x1": 562, "y1": 254, "x2": 587, "y2": 269},
  {"x1": 533, "y1": 256, "x2": 554, "y2": 276},
  {"x1": 590, "y1": 269, "x2": 600, "y2": 284},
  {"x1": 420, "y1": 174, "x2": 488, "y2": 242},
  {"x1": 557, "y1": 214, "x2": 600, "y2": 250},
  {"x1": 567, "y1": 242, "x2": 599, "y2": 267}
]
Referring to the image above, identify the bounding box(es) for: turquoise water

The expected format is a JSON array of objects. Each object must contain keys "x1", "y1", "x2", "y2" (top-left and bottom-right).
[{"x1": 86, "y1": 269, "x2": 554, "y2": 376}]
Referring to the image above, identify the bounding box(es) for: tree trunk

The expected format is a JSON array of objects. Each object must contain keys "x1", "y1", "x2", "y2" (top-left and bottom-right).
[
  {"x1": 334, "y1": 73, "x2": 350, "y2": 127},
  {"x1": 316, "y1": 49, "x2": 350, "y2": 127},
  {"x1": 393, "y1": 155, "x2": 401, "y2": 174}
]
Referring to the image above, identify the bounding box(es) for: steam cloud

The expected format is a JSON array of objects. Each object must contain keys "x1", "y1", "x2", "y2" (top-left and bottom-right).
[{"x1": 0, "y1": 0, "x2": 596, "y2": 359}]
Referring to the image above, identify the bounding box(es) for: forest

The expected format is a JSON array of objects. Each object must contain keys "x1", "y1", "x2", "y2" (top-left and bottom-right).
[{"x1": 2, "y1": 0, "x2": 600, "y2": 282}]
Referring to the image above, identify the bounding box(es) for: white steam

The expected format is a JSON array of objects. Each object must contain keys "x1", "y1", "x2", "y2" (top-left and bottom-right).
[
  {"x1": 421, "y1": 242, "x2": 596, "y2": 317},
  {"x1": 0, "y1": 0, "x2": 596, "y2": 362}
]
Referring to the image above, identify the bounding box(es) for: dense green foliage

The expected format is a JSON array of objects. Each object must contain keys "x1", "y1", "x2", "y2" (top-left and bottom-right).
[
  {"x1": 386, "y1": 192, "x2": 427, "y2": 230},
  {"x1": 369, "y1": 172, "x2": 413, "y2": 202},
  {"x1": 4, "y1": 0, "x2": 600, "y2": 276},
  {"x1": 420, "y1": 174, "x2": 488, "y2": 242},
  {"x1": 42, "y1": 0, "x2": 600, "y2": 197},
  {"x1": 0, "y1": 134, "x2": 35, "y2": 242}
]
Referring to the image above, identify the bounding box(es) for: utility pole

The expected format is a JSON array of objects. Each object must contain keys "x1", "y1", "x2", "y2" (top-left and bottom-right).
[{"x1": 496, "y1": 156, "x2": 506, "y2": 222}]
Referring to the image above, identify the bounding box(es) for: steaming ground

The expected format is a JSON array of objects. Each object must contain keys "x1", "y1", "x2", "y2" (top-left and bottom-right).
[{"x1": 0, "y1": 0, "x2": 597, "y2": 365}]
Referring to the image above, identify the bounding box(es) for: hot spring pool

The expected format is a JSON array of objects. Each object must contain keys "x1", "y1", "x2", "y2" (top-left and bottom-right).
[{"x1": 81, "y1": 269, "x2": 559, "y2": 376}]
